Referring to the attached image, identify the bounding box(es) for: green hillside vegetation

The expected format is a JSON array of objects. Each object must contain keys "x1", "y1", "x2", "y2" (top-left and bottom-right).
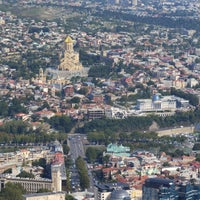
[{"x1": 81, "y1": 109, "x2": 200, "y2": 134}]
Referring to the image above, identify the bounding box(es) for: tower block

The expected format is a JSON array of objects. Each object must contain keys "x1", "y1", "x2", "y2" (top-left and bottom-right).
[{"x1": 51, "y1": 164, "x2": 62, "y2": 192}]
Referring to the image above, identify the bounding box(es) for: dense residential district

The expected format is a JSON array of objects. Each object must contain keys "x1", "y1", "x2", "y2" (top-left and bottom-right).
[{"x1": 1, "y1": 0, "x2": 200, "y2": 199}]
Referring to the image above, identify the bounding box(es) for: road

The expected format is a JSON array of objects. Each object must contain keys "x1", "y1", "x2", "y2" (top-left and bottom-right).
[
  {"x1": 157, "y1": 126, "x2": 194, "y2": 136},
  {"x1": 68, "y1": 134, "x2": 94, "y2": 193},
  {"x1": 68, "y1": 135, "x2": 85, "y2": 161}
]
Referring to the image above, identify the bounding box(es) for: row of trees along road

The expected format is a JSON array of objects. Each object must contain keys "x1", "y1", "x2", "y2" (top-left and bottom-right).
[{"x1": 75, "y1": 156, "x2": 90, "y2": 190}]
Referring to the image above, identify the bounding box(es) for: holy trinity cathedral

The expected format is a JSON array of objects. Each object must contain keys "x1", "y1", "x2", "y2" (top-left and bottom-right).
[
  {"x1": 34, "y1": 36, "x2": 88, "y2": 85},
  {"x1": 58, "y1": 36, "x2": 83, "y2": 71}
]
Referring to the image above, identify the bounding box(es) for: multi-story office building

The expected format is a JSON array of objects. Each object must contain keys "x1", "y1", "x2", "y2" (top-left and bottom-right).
[
  {"x1": 178, "y1": 183, "x2": 200, "y2": 200},
  {"x1": 142, "y1": 178, "x2": 178, "y2": 200},
  {"x1": 142, "y1": 178, "x2": 200, "y2": 200},
  {"x1": 88, "y1": 108, "x2": 105, "y2": 119}
]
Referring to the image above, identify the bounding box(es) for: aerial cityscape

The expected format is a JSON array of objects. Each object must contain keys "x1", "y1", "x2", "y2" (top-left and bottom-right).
[{"x1": 1, "y1": 0, "x2": 200, "y2": 199}]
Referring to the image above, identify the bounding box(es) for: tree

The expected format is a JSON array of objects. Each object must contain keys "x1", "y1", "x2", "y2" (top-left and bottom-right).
[
  {"x1": 32, "y1": 158, "x2": 46, "y2": 168},
  {"x1": 0, "y1": 120, "x2": 30, "y2": 135},
  {"x1": 70, "y1": 97, "x2": 80, "y2": 104},
  {"x1": 86, "y1": 147, "x2": 97, "y2": 163},
  {"x1": 0, "y1": 182, "x2": 25, "y2": 200},
  {"x1": 37, "y1": 101, "x2": 50, "y2": 111},
  {"x1": 87, "y1": 132, "x2": 106, "y2": 144},
  {"x1": 75, "y1": 156, "x2": 90, "y2": 190},
  {"x1": 3, "y1": 168, "x2": 12, "y2": 174},
  {"x1": 37, "y1": 188, "x2": 51, "y2": 193},
  {"x1": 79, "y1": 50, "x2": 101, "y2": 66},
  {"x1": 48, "y1": 115, "x2": 75, "y2": 133},
  {"x1": 17, "y1": 170, "x2": 35, "y2": 179},
  {"x1": 196, "y1": 154, "x2": 200, "y2": 162},
  {"x1": 88, "y1": 65, "x2": 112, "y2": 78},
  {"x1": 63, "y1": 144, "x2": 70, "y2": 155},
  {"x1": 8, "y1": 98, "x2": 28, "y2": 116},
  {"x1": 65, "y1": 194, "x2": 76, "y2": 200},
  {"x1": 0, "y1": 101, "x2": 8, "y2": 116},
  {"x1": 41, "y1": 163, "x2": 51, "y2": 179},
  {"x1": 162, "y1": 162, "x2": 171, "y2": 167},
  {"x1": 74, "y1": 104, "x2": 79, "y2": 109},
  {"x1": 77, "y1": 87, "x2": 88, "y2": 95},
  {"x1": 170, "y1": 87, "x2": 199, "y2": 106},
  {"x1": 65, "y1": 169, "x2": 71, "y2": 193},
  {"x1": 192, "y1": 143, "x2": 200, "y2": 151},
  {"x1": 172, "y1": 149, "x2": 184, "y2": 157},
  {"x1": 102, "y1": 155, "x2": 110, "y2": 166}
]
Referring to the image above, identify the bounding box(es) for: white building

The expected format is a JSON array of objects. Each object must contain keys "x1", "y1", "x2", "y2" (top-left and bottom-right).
[{"x1": 136, "y1": 94, "x2": 189, "y2": 112}]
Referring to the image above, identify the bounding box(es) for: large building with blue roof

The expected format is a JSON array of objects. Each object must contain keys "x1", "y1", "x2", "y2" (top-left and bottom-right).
[{"x1": 137, "y1": 94, "x2": 189, "y2": 112}]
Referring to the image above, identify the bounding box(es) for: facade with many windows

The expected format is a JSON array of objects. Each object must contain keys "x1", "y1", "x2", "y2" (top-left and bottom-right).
[
  {"x1": 142, "y1": 178, "x2": 178, "y2": 200},
  {"x1": 142, "y1": 178, "x2": 200, "y2": 200},
  {"x1": 137, "y1": 94, "x2": 189, "y2": 112},
  {"x1": 0, "y1": 164, "x2": 61, "y2": 193},
  {"x1": 0, "y1": 176, "x2": 52, "y2": 193}
]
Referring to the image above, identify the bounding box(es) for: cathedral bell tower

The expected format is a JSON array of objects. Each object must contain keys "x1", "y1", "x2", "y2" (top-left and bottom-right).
[{"x1": 65, "y1": 36, "x2": 74, "y2": 52}]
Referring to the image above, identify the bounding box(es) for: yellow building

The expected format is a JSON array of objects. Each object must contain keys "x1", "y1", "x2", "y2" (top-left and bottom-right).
[
  {"x1": 58, "y1": 36, "x2": 83, "y2": 71},
  {"x1": 32, "y1": 68, "x2": 46, "y2": 84},
  {"x1": 130, "y1": 189, "x2": 142, "y2": 200}
]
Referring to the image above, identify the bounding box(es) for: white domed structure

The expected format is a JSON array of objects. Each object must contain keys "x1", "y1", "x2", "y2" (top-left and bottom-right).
[{"x1": 110, "y1": 190, "x2": 131, "y2": 200}]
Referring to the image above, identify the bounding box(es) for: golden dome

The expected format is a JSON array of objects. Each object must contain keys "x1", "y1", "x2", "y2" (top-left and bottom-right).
[{"x1": 65, "y1": 36, "x2": 73, "y2": 43}]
